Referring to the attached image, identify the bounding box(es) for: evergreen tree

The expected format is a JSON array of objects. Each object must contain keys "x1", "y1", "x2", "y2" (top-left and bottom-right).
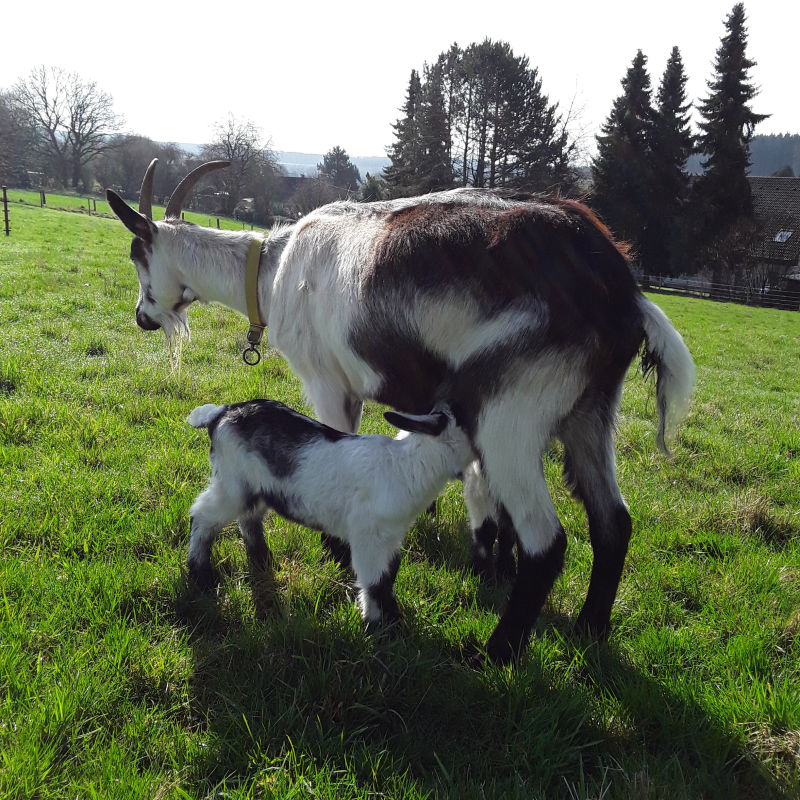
[
  {"x1": 318, "y1": 145, "x2": 361, "y2": 194},
  {"x1": 384, "y1": 43, "x2": 573, "y2": 198},
  {"x1": 383, "y1": 70, "x2": 423, "y2": 196},
  {"x1": 645, "y1": 47, "x2": 695, "y2": 274},
  {"x1": 358, "y1": 172, "x2": 387, "y2": 202},
  {"x1": 591, "y1": 51, "x2": 655, "y2": 256},
  {"x1": 693, "y1": 3, "x2": 768, "y2": 273},
  {"x1": 415, "y1": 62, "x2": 454, "y2": 192}
]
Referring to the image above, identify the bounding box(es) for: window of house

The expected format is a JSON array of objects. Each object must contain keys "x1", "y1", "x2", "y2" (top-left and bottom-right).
[{"x1": 774, "y1": 230, "x2": 794, "y2": 243}]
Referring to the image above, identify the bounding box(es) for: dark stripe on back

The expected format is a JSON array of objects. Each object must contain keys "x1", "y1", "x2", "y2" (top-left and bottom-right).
[
  {"x1": 226, "y1": 399, "x2": 350, "y2": 478},
  {"x1": 348, "y1": 195, "x2": 644, "y2": 422}
]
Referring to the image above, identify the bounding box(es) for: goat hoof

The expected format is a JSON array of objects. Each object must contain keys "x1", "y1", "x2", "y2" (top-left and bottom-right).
[
  {"x1": 463, "y1": 643, "x2": 487, "y2": 669},
  {"x1": 572, "y1": 614, "x2": 611, "y2": 642},
  {"x1": 470, "y1": 551, "x2": 495, "y2": 583},
  {"x1": 485, "y1": 628, "x2": 526, "y2": 665},
  {"x1": 364, "y1": 608, "x2": 401, "y2": 636},
  {"x1": 495, "y1": 552, "x2": 517, "y2": 582},
  {"x1": 364, "y1": 617, "x2": 397, "y2": 636},
  {"x1": 188, "y1": 561, "x2": 216, "y2": 593}
]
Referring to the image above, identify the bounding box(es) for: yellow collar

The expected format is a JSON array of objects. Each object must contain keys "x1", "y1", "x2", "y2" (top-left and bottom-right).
[{"x1": 243, "y1": 237, "x2": 265, "y2": 365}]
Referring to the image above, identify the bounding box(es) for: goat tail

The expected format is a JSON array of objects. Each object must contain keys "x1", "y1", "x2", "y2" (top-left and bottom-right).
[
  {"x1": 638, "y1": 296, "x2": 695, "y2": 453},
  {"x1": 187, "y1": 403, "x2": 227, "y2": 430}
]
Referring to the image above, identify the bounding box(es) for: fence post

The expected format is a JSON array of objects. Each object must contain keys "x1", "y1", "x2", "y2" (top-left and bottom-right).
[
  {"x1": 40, "y1": 189, "x2": 46, "y2": 206},
  {"x1": 2, "y1": 186, "x2": 9, "y2": 236}
]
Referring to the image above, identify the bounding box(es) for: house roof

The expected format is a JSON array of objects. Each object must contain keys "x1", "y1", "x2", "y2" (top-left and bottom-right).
[{"x1": 748, "y1": 176, "x2": 800, "y2": 265}]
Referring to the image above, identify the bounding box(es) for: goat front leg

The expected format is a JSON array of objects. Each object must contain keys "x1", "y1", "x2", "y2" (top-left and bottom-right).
[
  {"x1": 474, "y1": 394, "x2": 569, "y2": 665},
  {"x1": 304, "y1": 377, "x2": 363, "y2": 434},
  {"x1": 303, "y1": 377, "x2": 363, "y2": 568},
  {"x1": 463, "y1": 462, "x2": 517, "y2": 582},
  {"x1": 349, "y1": 534, "x2": 402, "y2": 630}
]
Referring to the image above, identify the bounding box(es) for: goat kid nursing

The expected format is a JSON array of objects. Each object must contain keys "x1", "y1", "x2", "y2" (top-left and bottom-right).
[
  {"x1": 187, "y1": 399, "x2": 474, "y2": 626},
  {"x1": 107, "y1": 160, "x2": 695, "y2": 665}
]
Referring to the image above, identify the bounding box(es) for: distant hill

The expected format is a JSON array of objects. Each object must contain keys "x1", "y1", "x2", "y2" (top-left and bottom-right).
[
  {"x1": 687, "y1": 133, "x2": 800, "y2": 177},
  {"x1": 276, "y1": 151, "x2": 390, "y2": 178},
  {"x1": 173, "y1": 144, "x2": 390, "y2": 179}
]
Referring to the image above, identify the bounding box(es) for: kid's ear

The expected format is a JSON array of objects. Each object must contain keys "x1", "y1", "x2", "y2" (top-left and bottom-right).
[
  {"x1": 383, "y1": 410, "x2": 448, "y2": 436},
  {"x1": 106, "y1": 189, "x2": 156, "y2": 242}
]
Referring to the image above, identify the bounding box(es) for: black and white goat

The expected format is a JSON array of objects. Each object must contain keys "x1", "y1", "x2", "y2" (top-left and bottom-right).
[
  {"x1": 107, "y1": 161, "x2": 694, "y2": 663},
  {"x1": 187, "y1": 399, "x2": 474, "y2": 625}
]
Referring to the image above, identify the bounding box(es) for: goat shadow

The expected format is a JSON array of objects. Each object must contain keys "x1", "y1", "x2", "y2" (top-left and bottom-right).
[
  {"x1": 163, "y1": 566, "x2": 789, "y2": 800},
  {"x1": 406, "y1": 509, "x2": 514, "y2": 615}
]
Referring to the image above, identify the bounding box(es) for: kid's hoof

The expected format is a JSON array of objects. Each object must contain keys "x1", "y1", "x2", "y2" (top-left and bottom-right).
[
  {"x1": 188, "y1": 560, "x2": 216, "y2": 593},
  {"x1": 572, "y1": 613, "x2": 611, "y2": 642}
]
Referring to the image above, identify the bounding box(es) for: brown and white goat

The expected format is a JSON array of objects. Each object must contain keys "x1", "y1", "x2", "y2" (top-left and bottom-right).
[{"x1": 107, "y1": 160, "x2": 694, "y2": 664}]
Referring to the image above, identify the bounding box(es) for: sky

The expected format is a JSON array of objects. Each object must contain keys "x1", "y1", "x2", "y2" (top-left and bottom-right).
[{"x1": 3, "y1": 0, "x2": 797, "y2": 159}]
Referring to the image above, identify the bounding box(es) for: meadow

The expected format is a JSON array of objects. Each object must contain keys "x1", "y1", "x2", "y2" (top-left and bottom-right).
[{"x1": 0, "y1": 197, "x2": 798, "y2": 799}]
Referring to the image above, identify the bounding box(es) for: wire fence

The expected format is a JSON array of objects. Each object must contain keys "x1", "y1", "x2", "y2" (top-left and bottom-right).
[{"x1": 638, "y1": 274, "x2": 800, "y2": 312}]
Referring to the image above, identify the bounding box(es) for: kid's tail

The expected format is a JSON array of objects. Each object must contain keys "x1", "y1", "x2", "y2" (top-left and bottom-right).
[
  {"x1": 187, "y1": 403, "x2": 227, "y2": 430},
  {"x1": 638, "y1": 297, "x2": 695, "y2": 453}
]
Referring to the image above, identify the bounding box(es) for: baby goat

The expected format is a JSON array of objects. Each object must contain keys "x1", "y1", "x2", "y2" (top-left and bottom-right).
[{"x1": 187, "y1": 399, "x2": 475, "y2": 625}]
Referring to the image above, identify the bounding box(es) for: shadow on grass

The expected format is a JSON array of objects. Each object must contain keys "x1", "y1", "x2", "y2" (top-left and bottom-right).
[{"x1": 163, "y1": 569, "x2": 789, "y2": 800}]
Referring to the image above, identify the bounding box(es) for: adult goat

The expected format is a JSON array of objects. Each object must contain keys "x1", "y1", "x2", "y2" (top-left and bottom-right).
[{"x1": 107, "y1": 160, "x2": 694, "y2": 664}]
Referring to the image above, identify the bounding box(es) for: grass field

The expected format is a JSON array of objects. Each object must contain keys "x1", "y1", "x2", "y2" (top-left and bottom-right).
[
  {"x1": 2, "y1": 187, "x2": 264, "y2": 232},
  {"x1": 1, "y1": 199, "x2": 799, "y2": 799}
]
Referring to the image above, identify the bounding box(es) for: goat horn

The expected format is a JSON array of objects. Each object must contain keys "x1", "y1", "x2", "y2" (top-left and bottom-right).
[
  {"x1": 138, "y1": 158, "x2": 158, "y2": 220},
  {"x1": 164, "y1": 160, "x2": 231, "y2": 219}
]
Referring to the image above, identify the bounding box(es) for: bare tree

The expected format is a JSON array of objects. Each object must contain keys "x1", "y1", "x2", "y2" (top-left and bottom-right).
[
  {"x1": 64, "y1": 74, "x2": 123, "y2": 189},
  {"x1": 10, "y1": 66, "x2": 121, "y2": 190},
  {"x1": 0, "y1": 90, "x2": 39, "y2": 186},
  {"x1": 288, "y1": 174, "x2": 340, "y2": 216},
  {"x1": 95, "y1": 135, "x2": 162, "y2": 197},
  {"x1": 201, "y1": 115, "x2": 281, "y2": 217}
]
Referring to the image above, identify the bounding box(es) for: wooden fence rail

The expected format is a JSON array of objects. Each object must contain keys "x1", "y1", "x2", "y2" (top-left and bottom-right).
[{"x1": 639, "y1": 274, "x2": 800, "y2": 311}]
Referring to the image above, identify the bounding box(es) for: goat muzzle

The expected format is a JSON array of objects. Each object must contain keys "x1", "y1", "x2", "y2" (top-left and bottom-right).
[{"x1": 136, "y1": 310, "x2": 161, "y2": 331}]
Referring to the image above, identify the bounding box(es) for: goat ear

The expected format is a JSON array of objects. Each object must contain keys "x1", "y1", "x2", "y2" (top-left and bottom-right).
[
  {"x1": 106, "y1": 189, "x2": 155, "y2": 242},
  {"x1": 384, "y1": 410, "x2": 448, "y2": 436}
]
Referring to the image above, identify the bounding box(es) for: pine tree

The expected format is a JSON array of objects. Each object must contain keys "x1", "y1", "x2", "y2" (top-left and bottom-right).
[
  {"x1": 693, "y1": 3, "x2": 768, "y2": 271},
  {"x1": 384, "y1": 42, "x2": 573, "y2": 198},
  {"x1": 644, "y1": 47, "x2": 695, "y2": 275},
  {"x1": 318, "y1": 145, "x2": 361, "y2": 194},
  {"x1": 416, "y1": 62, "x2": 454, "y2": 192},
  {"x1": 383, "y1": 70, "x2": 423, "y2": 197},
  {"x1": 591, "y1": 51, "x2": 655, "y2": 256}
]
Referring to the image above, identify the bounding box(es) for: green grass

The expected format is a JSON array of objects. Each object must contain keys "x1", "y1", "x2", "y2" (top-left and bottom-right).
[
  {"x1": 3, "y1": 187, "x2": 265, "y2": 232},
  {"x1": 1, "y1": 200, "x2": 799, "y2": 799}
]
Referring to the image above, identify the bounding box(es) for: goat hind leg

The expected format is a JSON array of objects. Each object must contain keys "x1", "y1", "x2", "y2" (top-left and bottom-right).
[
  {"x1": 187, "y1": 514, "x2": 221, "y2": 592},
  {"x1": 303, "y1": 377, "x2": 362, "y2": 568},
  {"x1": 238, "y1": 514, "x2": 274, "y2": 574},
  {"x1": 187, "y1": 485, "x2": 238, "y2": 591},
  {"x1": 560, "y1": 403, "x2": 631, "y2": 639}
]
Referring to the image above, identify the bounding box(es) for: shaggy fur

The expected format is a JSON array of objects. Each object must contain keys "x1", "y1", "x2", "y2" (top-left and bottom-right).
[
  {"x1": 186, "y1": 400, "x2": 474, "y2": 624},
  {"x1": 109, "y1": 179, "x2": 695, "y2": 664}
]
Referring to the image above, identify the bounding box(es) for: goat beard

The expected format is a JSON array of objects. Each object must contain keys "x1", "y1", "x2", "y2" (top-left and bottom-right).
[{"x1": 161, "y1": 309, "x2": 190, "y2": 373}]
